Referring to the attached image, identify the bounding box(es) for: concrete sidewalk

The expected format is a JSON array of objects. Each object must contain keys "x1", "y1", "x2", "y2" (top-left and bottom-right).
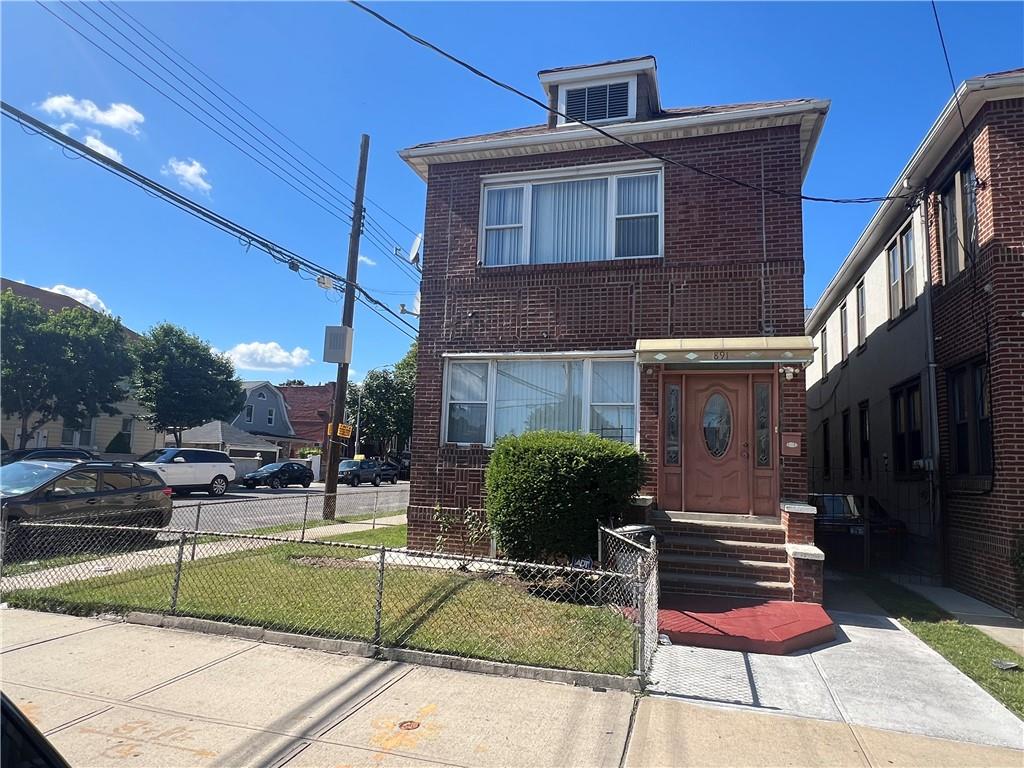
[
  {"x1": 0, "y1": 514, "x2": 407, "y2": 593},
  {"x1": 905, "y1": 584, "x2": 1024, "y2": 656},
  {"x1": 2, "y1": 609, "x2": 1023, "y2": 767}
]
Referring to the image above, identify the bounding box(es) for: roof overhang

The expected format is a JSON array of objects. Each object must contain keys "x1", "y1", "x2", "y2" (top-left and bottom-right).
[
  {"x1": 635, "y1": 336, "x2": 815, "y2": 365},
  {"x1": 806, "y1": 70, "x2": 1024, "y2": 333},
  {"x1": 400, "y1": 100, "x2": 830, "y2": 182},
  {"x1": 538, "y1": 56, "x2": 659, "y2": 106}
]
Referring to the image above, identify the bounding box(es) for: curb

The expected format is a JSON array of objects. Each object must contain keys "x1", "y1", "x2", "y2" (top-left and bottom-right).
[{"x1": 122, "y1": 611, "x2": 638, "y2": 692}]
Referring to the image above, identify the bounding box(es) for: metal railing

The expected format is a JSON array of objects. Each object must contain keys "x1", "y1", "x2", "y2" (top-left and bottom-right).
[
  {"x1": 598, "y1": 525, "x2": 659, "y2": 679},
  {"x1": 0, "y1": 511, "x2": 653, "y2": 679}
]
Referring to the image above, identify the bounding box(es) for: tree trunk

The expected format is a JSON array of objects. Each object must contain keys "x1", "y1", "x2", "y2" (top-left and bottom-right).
[{"x1": 18, "y1": 413, "x2": 30, "y2": 449}]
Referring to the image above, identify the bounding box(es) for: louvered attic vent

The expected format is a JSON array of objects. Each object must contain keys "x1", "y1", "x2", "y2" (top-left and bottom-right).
[{"x1": 564, "y1": 81, "x2": 630, "y2": 122}]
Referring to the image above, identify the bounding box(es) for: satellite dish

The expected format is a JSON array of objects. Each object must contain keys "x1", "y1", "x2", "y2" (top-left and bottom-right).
[{"x1": 409, "y1": 234, "x2": 422, "y2": 267}]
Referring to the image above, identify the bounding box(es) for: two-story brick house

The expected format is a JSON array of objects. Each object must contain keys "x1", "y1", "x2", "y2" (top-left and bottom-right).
[
  {"x1": 806, "y1": 69, "x2": 1023, "y2": 615},
  {"x1": 401, "y1": 57, "x2": 829, "y2": 601}
]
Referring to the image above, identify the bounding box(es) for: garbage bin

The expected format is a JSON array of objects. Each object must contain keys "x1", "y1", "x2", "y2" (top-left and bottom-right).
[
  {"x1": 613, "y1": 524, "x2": 663, "y2": 547},
  {"x1": 607, "y1": 524, "x2": 661, "y2": 578}
]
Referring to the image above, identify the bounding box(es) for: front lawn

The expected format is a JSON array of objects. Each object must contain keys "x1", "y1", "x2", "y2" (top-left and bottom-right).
[
  {"x1": 861, "y1": 578, "x2": 1024, "y2": 719},
  {"x1": 5, "y1": 525, "x2": 634, "y2": 675}
]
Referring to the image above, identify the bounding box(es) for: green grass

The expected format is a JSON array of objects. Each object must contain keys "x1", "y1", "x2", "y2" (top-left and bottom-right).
[
  {"x1": 860, "y1": 578, "x2": 1024, "y2": 719},
  {"x1": 5, "y1": 524, "x2": 633, "y2": 675}
]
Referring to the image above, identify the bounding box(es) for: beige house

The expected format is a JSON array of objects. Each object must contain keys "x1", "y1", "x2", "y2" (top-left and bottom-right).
[{"x1": 0, "y1": 280, "x2": 164, "y2": 456}]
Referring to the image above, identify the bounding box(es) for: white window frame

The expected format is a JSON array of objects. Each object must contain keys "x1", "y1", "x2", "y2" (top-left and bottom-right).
[
  {"x1": 61, "y1": 417, "x2": 96, "y2": 448},
  {"x1": 479, "y1": 161, "x2": 664, "y2": 267},
  {"x1": 267, "y1": 408, "x2": 275, "y2": 426},
  {"x1": 440, "y1": 353, "x2": 639, "y2": 448},
  {"x1": 257, "y1": 391, "x2": 267, "y2": 400},
  {"x1": 245, "y1": 404, "x2": 254, "y2": 423},
  {"x1": 556, "y1": 75, "x2": 637, "y2": 126}
]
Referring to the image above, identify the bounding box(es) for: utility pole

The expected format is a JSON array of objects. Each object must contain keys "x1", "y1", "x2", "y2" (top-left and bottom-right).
[{"x1": 323, "y1": 133, "x2": 370, "y2": 519}]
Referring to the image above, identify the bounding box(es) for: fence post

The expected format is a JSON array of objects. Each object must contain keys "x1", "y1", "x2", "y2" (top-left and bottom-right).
[
  {"x1": 0, "y1": 520, "x2": 8, "y2": 585},
  {"x1": 372, "y1": 490, "x2": 379, "y2": 530},
  {"x1": 300, "y1": 494, "x2": 310, "y2": 542},
  {"x1": 170, "y1": 532, "x2": 187, "y2": 613},
  {"x1": 597, "y1": 522, "x2": 603, "y2": 569},
  {"x1": 635, "y1": 557, "x2": 645, "y2": 679},
  {"x1": 373, "y1": 545, "x2": 386, "y2": 647},
  {"x1": 190, "y1": 501, "x2": 202, "y2": 561}
]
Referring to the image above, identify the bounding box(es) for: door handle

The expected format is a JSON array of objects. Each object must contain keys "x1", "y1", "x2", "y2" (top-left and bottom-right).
[
  {"x1": 133, "y1": 494, "x2": 144, "y2": 501},
  {"x1": 85, "y1": 498, "x2": 98, "y2": 505}
]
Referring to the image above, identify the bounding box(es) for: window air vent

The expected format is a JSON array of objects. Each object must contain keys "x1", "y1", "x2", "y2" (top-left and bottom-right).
[{"x1": 564, "y1": 81, "x2": 630, "y2": 123}]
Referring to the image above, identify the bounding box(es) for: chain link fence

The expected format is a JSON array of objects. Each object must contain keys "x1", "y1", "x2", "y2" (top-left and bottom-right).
[
  {"x1": 598, "y1": 525, "x2": 659, "y2": 679},
  {"x1": 0, "y1": 510, "x2": 655, "y2": 679}
]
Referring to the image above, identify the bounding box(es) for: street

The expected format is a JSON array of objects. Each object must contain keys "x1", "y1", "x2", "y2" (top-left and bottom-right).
[{"x1": 168, "y1": 482, "x2": 409, "y2": 534}]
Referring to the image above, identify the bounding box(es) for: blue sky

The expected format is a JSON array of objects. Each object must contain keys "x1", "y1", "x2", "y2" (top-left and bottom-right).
[{"x1": 2, "y1": 2, "x2": 1021, "y2": 385}]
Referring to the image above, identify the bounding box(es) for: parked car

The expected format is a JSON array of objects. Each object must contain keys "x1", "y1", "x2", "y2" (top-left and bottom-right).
[
  {"x1": 1, "y1": 448, "x2": 96, "y2": 466},
  {"x1": 337, "y1": 458, "x2": 397, "y2": 487},
  {"x1": 808, "y1": 493, "x2": 906, "y2": 568},
  {"x1": 135, "y1": 448, "x2": 236, "y2": 496},
  {"x1": 389, "y1": 451, "x2": 411, "y2": 481},
  {"x1": 242, "y1": 461, "x2": 314, "y2": 489},
  {"x1": 0, "y1": 460, "x2": 173, "y2": 530}
]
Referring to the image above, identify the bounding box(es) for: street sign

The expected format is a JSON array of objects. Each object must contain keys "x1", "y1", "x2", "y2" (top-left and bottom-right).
[{"x1": 336, "y1": 423, "x2": 353, "y2": 438}]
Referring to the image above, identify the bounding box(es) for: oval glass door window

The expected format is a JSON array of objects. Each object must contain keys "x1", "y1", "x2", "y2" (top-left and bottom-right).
[{"x1": 703, "y1": 393, "x2": 732, "y2": 458}]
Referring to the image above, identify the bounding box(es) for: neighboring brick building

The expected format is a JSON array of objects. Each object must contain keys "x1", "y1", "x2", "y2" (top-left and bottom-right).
[
  {"x1": 806, "y1": 69, "x2": 1023, "y2": 615},
  {"x1": 278, "y1": 382, "x2": 335, "y2": 451},
  {"x1": 400, "y1": 57, "x2": 828, "y2": 601}
]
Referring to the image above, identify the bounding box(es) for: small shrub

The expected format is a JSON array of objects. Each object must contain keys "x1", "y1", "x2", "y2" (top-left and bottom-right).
[
  {"x1": 105, "y1": 432, "x2": 131, "y2": 454},
  {"x1": 485, "y1": 431, "x2": 644, "y2": 562}
]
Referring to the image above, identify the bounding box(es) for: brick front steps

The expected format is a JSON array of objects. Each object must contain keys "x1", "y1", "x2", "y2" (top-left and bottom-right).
[
  {"x1": 651, "y1": 510, "x2": 794, "y2": 601},
  {"x1": 656, "y1": 594, "x2": 835, "y2": 655}
]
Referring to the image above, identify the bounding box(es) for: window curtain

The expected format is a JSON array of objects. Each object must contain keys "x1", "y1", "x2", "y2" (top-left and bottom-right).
[
  {"x1": 447, "y1": 362, "x2": 489, "y2": 443},
  {"x1": 484, "y1": 187, "x2": 523, "y2": 266},
  {"x1": 530, "y1": 178, "x2": 607, "y2": 264},
  {"x1": 590, "y1": 360, "x2": 635, "y2": 443},
  {"x1": 494, "y1": 360, "x2": 583, "y2": 438},
  {"x1": 615, "y1": 175, "x2": 658, "y2": 258}
]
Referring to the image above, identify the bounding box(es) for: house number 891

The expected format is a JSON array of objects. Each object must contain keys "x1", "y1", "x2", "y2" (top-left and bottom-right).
[{"x1": 713, "y1": 351, "x2": 730, "y2": 361}]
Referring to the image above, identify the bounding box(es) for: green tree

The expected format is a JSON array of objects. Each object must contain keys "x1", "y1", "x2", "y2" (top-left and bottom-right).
[
  {"x1": 1, "y1": 290, "x2": 133, "y2": 449},
  {"x1": 132, "y1": 323, "x2": 245, "y2": 447},
  {"x1": 345, "y1": 342, "x2": 417, "y2": 455},
  {"x1": 281, "y1": 378, "x2": 306, "y2": 386}
]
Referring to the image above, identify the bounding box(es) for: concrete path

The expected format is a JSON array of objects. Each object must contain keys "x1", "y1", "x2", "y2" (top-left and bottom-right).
[
  {"x1": 1, "y1": 609, "x2": 631, "y2": 767},
  {"x1": 0, "y1": 515, "x2": 407, "y2": 593},
  {"x1": 647, "y1": 608, "x2": 1024, "y2": 750},
  {"x1": 906, "y1": 584, "x2": 1024, "y2": 656},
  {"x1": 2, "y1": 609, "x2": 1023, "y2": 767}
]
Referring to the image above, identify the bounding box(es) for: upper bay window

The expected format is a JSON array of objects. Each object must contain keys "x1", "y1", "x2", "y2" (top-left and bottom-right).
[
  {"x1": 481, "y1": 164, "x2": 663, "y2": 267},
  {"x1": 443, "y1": 356, "x2": 637, "y2": 446}
]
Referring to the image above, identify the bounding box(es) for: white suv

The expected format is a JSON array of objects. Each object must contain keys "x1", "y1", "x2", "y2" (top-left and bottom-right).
[{"x1": 135, "y1": 448, "x2": 236, "y2": 496}]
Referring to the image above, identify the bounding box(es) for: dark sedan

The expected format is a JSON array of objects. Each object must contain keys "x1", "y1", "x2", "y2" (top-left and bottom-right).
[
  {"x1": 338, "y1": 459, "x2": 398, "y2": 487},
  {"x1": 1, "y1": 448, "x2": 96, "y2": 466},
  {"x1": 808, "y1": 493, "x2": 906, "y2": 569},
  {"x1": 242, "y1": 461, "x2": 314, "y2": 489},
  {"x1": 0, "y1": 461, "x2": 173, "y2": 552}
]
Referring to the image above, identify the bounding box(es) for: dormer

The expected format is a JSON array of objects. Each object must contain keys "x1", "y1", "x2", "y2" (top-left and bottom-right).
[{"x1": 538, "y1": 56, "x2": 660, "y2": 129}]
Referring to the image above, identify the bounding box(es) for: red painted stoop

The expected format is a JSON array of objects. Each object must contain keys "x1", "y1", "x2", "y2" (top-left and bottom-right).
[{"x1": 658, "y1": 594, "x2": 835, "y2": 655}]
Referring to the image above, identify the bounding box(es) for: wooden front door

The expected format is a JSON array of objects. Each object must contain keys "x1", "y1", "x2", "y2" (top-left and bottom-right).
[
  {"x1": 660, "y1": 372, "x2": 777, "y2": 515},
  {"x1": 685, "y1": 375, "x2": 750, "y2": 513}
]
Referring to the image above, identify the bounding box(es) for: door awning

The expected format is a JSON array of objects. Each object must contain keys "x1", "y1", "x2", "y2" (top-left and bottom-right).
[{"x1": 635, "y1": 336, "x2": 815, "y2": 365}]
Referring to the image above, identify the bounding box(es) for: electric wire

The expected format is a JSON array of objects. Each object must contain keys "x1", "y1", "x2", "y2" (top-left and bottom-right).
[{"x1": 348, "y1": 0, "x2": 912, "y2": 205}]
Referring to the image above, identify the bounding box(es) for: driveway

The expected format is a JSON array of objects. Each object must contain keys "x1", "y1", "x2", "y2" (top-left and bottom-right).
[
  {"x1": 2, "y1": 609, "x2": 1022, "y2": 768},
  {"x1": 170, "y1": 482, "x2": 409, "y2": 534},
  {"x1": 645, "y1": 577, "x2": 1024, "y2": 751}
]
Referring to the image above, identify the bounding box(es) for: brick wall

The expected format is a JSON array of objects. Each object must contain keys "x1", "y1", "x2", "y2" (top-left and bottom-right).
[
  {"x1": 410, "y1": 125, "x2": 808, "y2": 552},
  {"x1": 929, "y1": 98, "x2": 1024, "y2": 614}
]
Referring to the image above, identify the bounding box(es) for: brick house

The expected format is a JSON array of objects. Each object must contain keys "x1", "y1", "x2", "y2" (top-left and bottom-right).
[
  {"x1": 806, "y1": 69, "x2": 1023, "y2": 615},
  {"x1": 400, "y1": 57, "x2": 828, "y2": 602}
]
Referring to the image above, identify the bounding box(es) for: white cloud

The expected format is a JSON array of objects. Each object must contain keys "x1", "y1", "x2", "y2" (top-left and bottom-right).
[
  {"x1": 57, "y1": 122, "x2": 78, "y2": 135},
  {"x1": 162, "y1": 157, "x2": 212, "y2": 193},
  {"x1": 222, "y1": 341, "x2": 312, "y2": 371},
  {"x1": 40, "y1": 95, "x2": 144, "y2": 135},
  {"x1": 83, "y1": 133, "x2": 123, "y2": 163},
  {"x1": 358, "y1": 255, "x2": 376, "y2": 267},
  {"x1": 47, "y1": 285, "x2": 109, "y2": 313}
]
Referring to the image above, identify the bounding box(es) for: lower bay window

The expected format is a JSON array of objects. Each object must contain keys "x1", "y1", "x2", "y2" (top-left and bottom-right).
[
  {"x1": 481, "y1": 162, "x2": 663, "y2": 266},
  {"x1": 444, "y1": 356, "x2": 637, "y2": 446}
]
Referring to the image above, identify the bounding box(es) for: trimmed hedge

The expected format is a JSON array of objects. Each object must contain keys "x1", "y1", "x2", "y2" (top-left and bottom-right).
[{"x1": 485, "y1": 431, "x2": 644, "y2": 562}]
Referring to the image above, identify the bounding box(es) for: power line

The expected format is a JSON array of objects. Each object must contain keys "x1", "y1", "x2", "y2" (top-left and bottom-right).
[
  {"x1": 41, "y1": 1, "x2": 360, "y2": 226},
  {"x1": 98, "y1": 0, "x2": 420, "y2": 239},
  {"x1": 929, "y1": 0, "x2": 968, "y2": 132},
  {"x1": 2, "y1": 101, "x2": 418, "y2": 339},
  {"x1": 349, "y1": 0, "x2": 912, "y2": 205}
]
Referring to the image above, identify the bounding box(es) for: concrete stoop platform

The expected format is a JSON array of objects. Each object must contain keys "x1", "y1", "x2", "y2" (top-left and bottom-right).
[{"x1": 658, "y1": 595, "x2": 835, "y2": 654}]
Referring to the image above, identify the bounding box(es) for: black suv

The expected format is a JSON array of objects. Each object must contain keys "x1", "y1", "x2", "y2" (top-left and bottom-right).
[
  {"x1": 1, "y1": 448, "x2": 96, "y2": 466},
  {"x1": 241, "y1": 461, "x2": 314, "y2": 489},
  {"x1": 0, "y1": 460, "x2": 173, "y2": 529},
  {"x1": 338, "y1": 459, "x2": 398, "y2": 487}
]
